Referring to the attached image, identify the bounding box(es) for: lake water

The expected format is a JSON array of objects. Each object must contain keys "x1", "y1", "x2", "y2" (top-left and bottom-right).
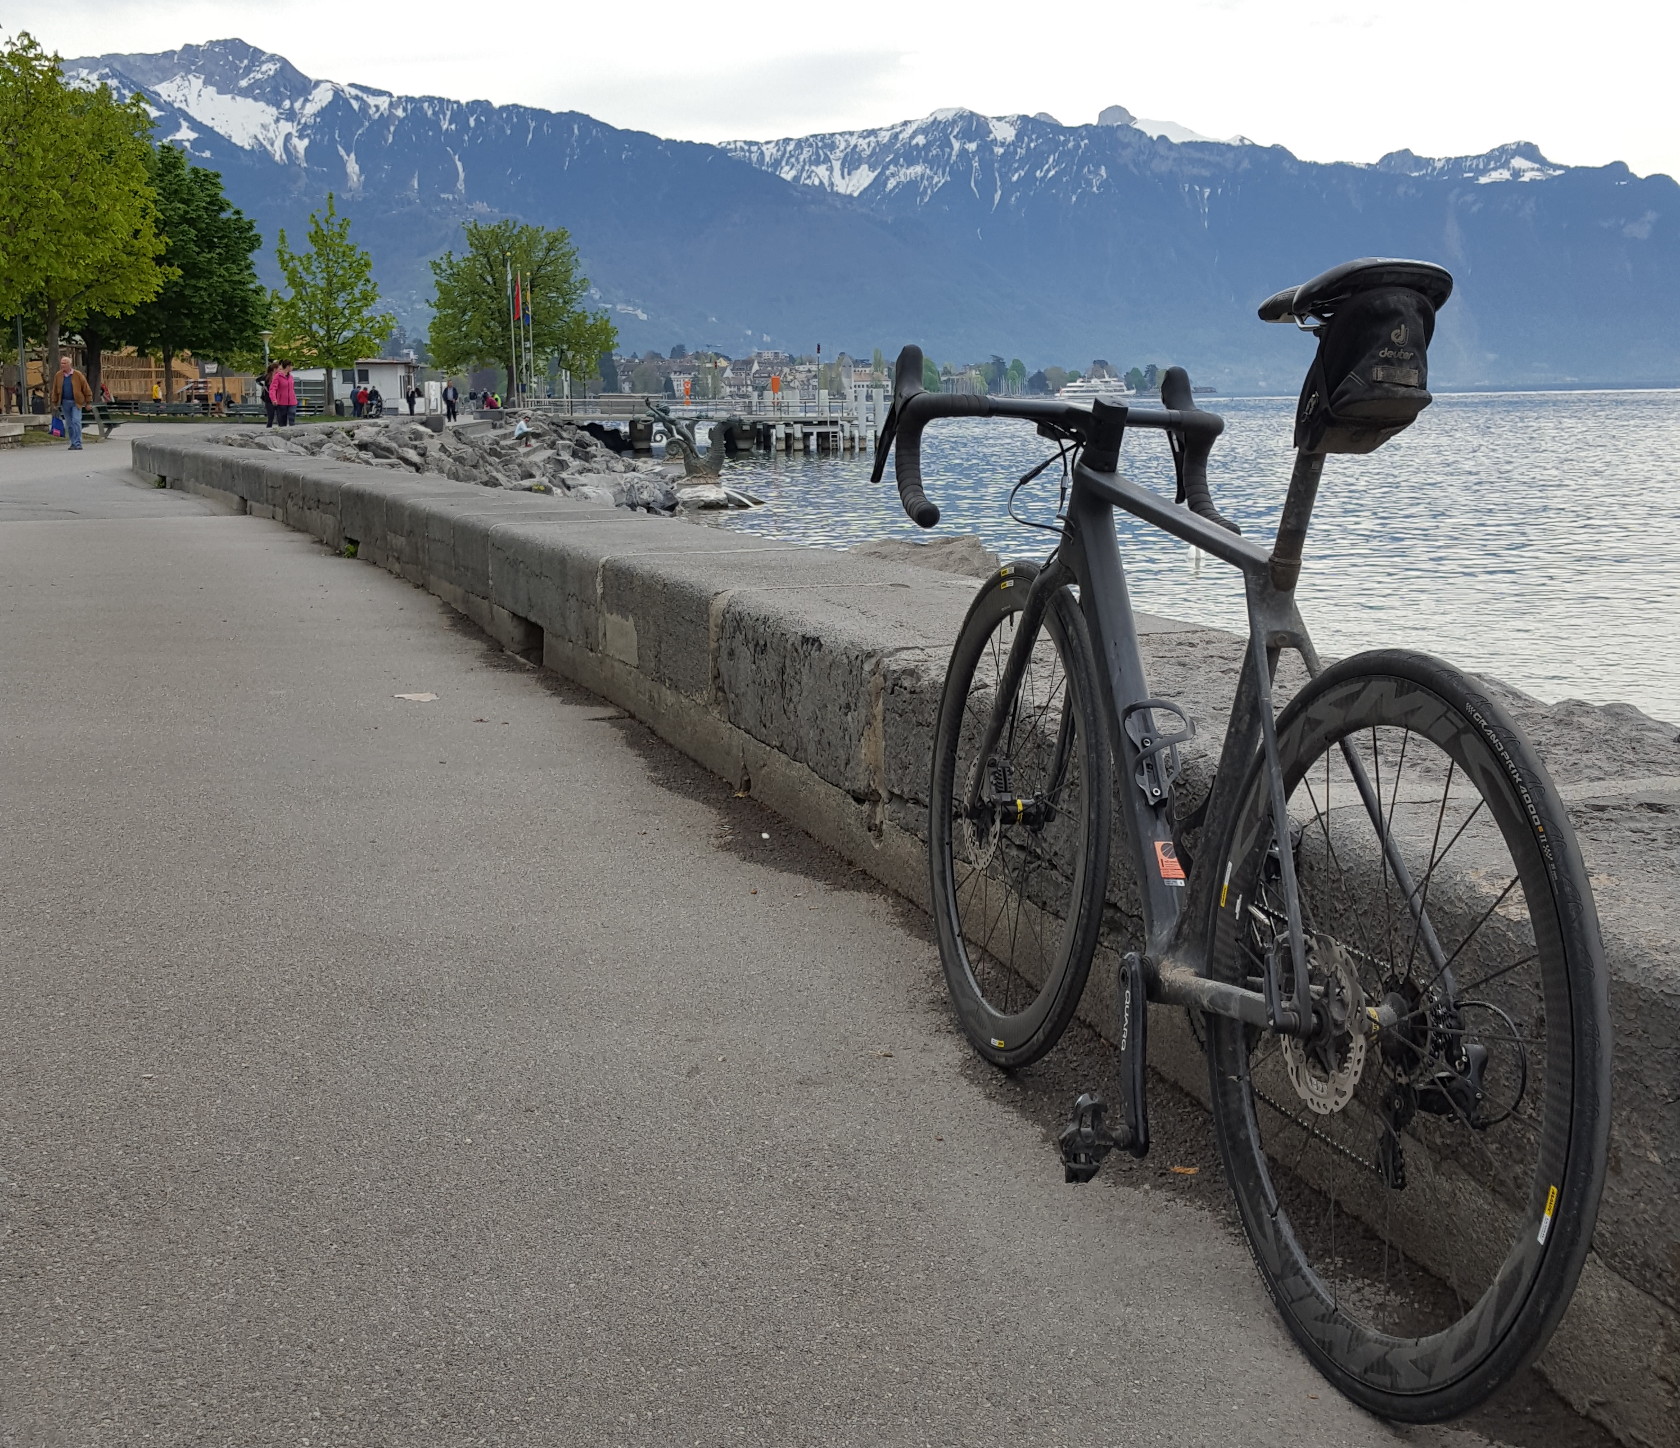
[{"x1": 701, "y1": 391, "x2": 1680, "y2": 727}]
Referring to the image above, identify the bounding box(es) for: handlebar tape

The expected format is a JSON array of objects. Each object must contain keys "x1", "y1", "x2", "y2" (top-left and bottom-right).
[
  {"x1": 889, "y1": 346, "x2": 938, "y2": 527},
  {"x1": 897, "y1": 392, "x2": 997, "y2": 527},
  {"x1": 1161, "y1": 367, "x2": 1240, "y2": 535},
  {"x1": 878, "y1": 345, "x2": 995, "y2": 528}
]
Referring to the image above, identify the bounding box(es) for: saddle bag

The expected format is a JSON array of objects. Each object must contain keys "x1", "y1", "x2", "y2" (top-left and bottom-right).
[{"x1": 1294, "y1": 286, "x2": 1438, "y2": 454}]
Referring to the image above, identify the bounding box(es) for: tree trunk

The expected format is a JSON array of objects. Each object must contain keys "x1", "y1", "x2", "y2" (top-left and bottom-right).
[
  {"x1": 81, "y1": 323, "x2": 104, "y2": 399},
  {"x1": 44, "y1": 301, "x2": 60, "y2": 381}
]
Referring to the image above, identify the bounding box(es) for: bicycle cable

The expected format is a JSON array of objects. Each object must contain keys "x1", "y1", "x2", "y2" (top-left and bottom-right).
[{"x1": 1007, "y1": 437, "x2": 1077, "y2": 535}]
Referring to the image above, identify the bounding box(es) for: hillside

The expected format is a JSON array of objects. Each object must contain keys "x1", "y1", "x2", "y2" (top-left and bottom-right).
[{"x1": 63, "y1": 40, "x2": 1680, "y2": 388}]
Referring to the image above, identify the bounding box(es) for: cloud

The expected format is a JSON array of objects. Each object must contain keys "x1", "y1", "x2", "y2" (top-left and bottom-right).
[
  {"x1": 543, "y1": 50, "x2": 907, "y2": 142},
  {"x1": 20, "y1": 0, "x2": 1680, "y2": 179}
]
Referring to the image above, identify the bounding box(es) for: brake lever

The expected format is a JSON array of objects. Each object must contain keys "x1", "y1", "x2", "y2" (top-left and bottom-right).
[{"x1": 869, "y1": 403, "x2": 898, "y2": 484}]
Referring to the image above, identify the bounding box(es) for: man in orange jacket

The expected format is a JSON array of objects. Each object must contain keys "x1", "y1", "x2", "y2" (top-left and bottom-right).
[{"x1": 53, "y1": 355, "x2": 93, "y2": 450}]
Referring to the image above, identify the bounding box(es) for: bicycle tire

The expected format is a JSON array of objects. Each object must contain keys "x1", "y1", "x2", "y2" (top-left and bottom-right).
[
  {"x1": 928, "y1": 562, "x2": 1112, "y2": 1069},
  {"x1": 1204, "y1": 649, "x2": 1610, "y2": 1420}
]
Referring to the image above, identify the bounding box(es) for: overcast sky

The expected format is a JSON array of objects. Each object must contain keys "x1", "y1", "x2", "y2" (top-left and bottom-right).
[{"x1": 17, "y1": 0, "x2": 1679, "y2": 178}]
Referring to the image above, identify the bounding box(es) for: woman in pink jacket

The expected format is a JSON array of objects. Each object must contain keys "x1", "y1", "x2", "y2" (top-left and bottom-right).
[{"x1": 269, "y1": 361, "x2": 298, "y2": 427}]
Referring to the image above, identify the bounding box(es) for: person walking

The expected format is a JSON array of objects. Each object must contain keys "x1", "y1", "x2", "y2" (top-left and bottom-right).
[
  {"x1": 54, "y1": 354, "x2": 92, "y2": 450},
  {"x1": 442, "y1": 380, "x2": 459, "y2": 422},
  {"x1": 269, "y1": 360, "x2": 298, "y2": 428},
  {"x1": 260, "y1": 362, "x2": 277, "y2": 427},
  {"x1": 405, "y1": 384, "x2": 419, "y2": 415}
]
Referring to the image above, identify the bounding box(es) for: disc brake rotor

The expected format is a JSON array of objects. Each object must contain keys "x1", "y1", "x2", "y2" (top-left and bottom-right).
[{"x1": 1282, "y1": 939, "x2": 1367, "y2": 1116}]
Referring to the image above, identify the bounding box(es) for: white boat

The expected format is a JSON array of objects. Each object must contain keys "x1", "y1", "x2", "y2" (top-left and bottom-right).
[{"x1": 1055, "y1": 376, "x2": 1131, "y2": 403}]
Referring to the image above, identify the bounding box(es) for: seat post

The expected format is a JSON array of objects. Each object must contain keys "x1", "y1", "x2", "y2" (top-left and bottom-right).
[{"x1": 1268, "y1": 450, "x2": 1325, "y2": 592}]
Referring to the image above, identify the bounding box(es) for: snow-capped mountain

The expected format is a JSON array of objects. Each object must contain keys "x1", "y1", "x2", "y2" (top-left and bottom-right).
[
  {"x1": 61, "y1": 40, "x2": 993, "y2": 359},
  {"x1": 61, "y1": 40, "x2": 1680, "y2": 385}
]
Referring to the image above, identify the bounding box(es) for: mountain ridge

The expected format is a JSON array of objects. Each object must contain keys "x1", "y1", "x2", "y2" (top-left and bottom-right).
[{"x1": 60, "y1": 39, "x2": 1680, "y2": 387}]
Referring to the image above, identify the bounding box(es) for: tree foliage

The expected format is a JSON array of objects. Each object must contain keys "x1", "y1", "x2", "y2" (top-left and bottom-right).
[
  {"x1": 113, "y1": 143, "x2": 267, "y2": 379},
  {"x1": 0, "y1": 31, "x2": 166, "y2": 360},
  {"x1": 272, "y1": 193, "x2": 394, "y2": 405},
  {"x1": 427, "y1": 219, "x2": 615, "y2": 393}
]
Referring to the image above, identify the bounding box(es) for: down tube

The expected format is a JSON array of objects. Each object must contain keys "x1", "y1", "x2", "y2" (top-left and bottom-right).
[{"x1": 1064, "y1": 487, "x2": 1183, "y2": 952}]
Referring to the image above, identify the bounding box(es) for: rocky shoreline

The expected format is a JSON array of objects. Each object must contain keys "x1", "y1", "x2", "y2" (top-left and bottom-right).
[{"x1": 216, "y1": 417, "x2": 758, "y2": 515}]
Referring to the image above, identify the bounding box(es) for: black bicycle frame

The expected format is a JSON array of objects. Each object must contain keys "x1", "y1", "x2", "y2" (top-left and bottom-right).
[{"x1": 998, "y1": 429, "x2": 1456, "y2": 1037}]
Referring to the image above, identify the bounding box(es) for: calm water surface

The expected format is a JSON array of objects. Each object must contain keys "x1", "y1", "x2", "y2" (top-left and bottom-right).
[{"x1": 704, "y1": 391, "x2": 1680, "y2": 726}]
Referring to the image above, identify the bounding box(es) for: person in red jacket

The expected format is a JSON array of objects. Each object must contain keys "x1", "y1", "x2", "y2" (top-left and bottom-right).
[{"x1": 269, "y1": 361, "x2": 298, "y2": 427}]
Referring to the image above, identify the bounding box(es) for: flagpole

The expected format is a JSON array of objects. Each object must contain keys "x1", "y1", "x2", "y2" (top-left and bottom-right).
[
  {"x1": 522, "y1": 272, "x2": 535, "y2": 401},
  {"x1": 506, "y1": 260, "x2": 518, "y2": 405}
]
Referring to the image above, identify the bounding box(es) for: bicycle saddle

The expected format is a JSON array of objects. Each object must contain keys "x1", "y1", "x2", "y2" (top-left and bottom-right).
[{"x1": 1258, "y1": 258, "x2": 1454, "y2": 324}]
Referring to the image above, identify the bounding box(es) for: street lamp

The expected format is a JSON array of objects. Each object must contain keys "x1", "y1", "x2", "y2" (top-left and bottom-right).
[{"x1": 259, "y1": 330, "x2": 273, "y2": 366}]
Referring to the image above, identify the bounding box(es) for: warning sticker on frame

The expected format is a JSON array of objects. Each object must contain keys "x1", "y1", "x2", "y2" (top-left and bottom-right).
[{"x1": 1154, "y1": 840, "x2": 1187, "y2": 885}]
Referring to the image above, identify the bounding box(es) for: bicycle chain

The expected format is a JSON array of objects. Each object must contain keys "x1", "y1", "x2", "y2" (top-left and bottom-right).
[
  {"x1": 1252, "y1": 1082, "x2": 1383, "y2": 1178},
  {"x1": 1242, "y1": 902, "x2": 1401, "y2": 1179}
]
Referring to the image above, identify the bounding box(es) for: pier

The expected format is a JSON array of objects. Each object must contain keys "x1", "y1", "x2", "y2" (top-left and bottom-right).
[{"x1": 512, "y1": 387, "x2": 889, "y2": 456}]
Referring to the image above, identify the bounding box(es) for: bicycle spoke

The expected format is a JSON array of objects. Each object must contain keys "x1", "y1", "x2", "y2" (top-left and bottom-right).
[
  {"x1": 1400, "y1": 759, "x2": 1456, "y2": 981},
  {"x1": 1417, "y1": 875, "x2": 1522, "y2": 995}
]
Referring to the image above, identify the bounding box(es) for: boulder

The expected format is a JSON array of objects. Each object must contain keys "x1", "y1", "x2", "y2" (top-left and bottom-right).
[
  {"x1": 849, "y1": 534, "x2": 1001, "y2": 578},
  {"x1": 677, "y1": 484, "x2": 732, "y2": 510}
]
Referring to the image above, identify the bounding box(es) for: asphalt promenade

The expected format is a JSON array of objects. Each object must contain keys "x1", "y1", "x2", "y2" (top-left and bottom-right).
[{"x1": 1, "y1": 429, "x2": 1594, "y2": 1447}]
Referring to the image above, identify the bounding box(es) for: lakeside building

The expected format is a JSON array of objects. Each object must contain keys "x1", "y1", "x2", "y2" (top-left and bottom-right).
[{"x1": 335, "y1": 357, "x2": 423, "y2": 402}]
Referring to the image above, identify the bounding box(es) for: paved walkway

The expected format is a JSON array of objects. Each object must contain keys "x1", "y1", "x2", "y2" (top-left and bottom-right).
[{"x1": 1, "y1": 431, "x2": 1576, "y2": 1446}]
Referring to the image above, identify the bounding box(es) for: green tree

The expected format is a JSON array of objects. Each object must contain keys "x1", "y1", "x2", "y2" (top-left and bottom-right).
[
  {"x1": 0, "y1": 32, "x2": 167, "y2": 372},
  {"x1": 598, "y1": 351, "x2": 619, "y2": 393},
  {"x1": 1142, "y1": 363, "x2": 1161, "y2": 391},
  {"x1": 1124, "y1": 366, "x2": 1146, "y2": 392},
  {"x1": 1042, "y1": 366, "x2": 1069, "y2": 392},
  {"x1": 1007, "y1": 358, "x2": 1027, "y2": 394},
  {"x1": 104, "y1": 143, "x2": 267, "y2": 397},
  {"x1": 689, "y1": 353, "x2": 725, "y2": 400},
  {"x1": 272, "y1": 193, "x2": 393, "y2": 410},
  {"x1": 922, "y1": 356, "x2": 941, "y2": 393},
  {"x1": 427, "y1": 218, "x2": 615, "y2": 397}
]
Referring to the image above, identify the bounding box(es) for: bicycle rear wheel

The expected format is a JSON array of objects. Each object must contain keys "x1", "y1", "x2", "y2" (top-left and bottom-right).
[
  {"x1": 1205, "y1": 650, "x2": 1610, "y2": 1420},
  {"x1": 929, "y1": 562, "x2": 1112, "y2": 1069}
]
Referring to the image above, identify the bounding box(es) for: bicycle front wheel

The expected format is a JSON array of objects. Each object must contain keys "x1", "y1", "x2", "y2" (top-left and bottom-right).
[
  {"x1": 929, "y1": 562, "x2": 1112, "y2": 1069},
  {"x1": 1205, "y1": 649, "x2": 1610, "y2": 1421}
]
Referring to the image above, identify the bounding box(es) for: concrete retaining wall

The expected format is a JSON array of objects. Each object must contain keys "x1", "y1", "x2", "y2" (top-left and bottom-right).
[{"x1": 134, "y1": 432, "x2": 1679, "y2": 1445}]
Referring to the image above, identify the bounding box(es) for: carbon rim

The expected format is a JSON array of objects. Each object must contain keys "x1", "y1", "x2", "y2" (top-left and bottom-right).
[
  {"x1": 1209, "y1": 664, "x2": 1594, "y2": 1405},
  {"x1": 932, "y1": 580, "x2": 1101, "y2": 1054}
]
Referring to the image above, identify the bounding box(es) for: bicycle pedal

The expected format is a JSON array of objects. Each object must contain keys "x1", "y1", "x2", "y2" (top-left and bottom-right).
[
  {"x1": 1059, "y1": 1091, "x2": 1131, "y2": 1183},
  {"x1": 1117, "y1": 953, "x2": 1151, "y2": 1159}
]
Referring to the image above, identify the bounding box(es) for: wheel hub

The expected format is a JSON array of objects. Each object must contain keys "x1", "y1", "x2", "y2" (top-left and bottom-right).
[{"x1": 1282, "y1": 939, "x2": 1367, "y2": 1115}]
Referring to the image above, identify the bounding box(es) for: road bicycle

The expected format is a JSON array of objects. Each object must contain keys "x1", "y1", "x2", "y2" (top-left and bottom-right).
[{"x1": 871, "y1": 258, "x2": 1610, "y2": 1422}]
